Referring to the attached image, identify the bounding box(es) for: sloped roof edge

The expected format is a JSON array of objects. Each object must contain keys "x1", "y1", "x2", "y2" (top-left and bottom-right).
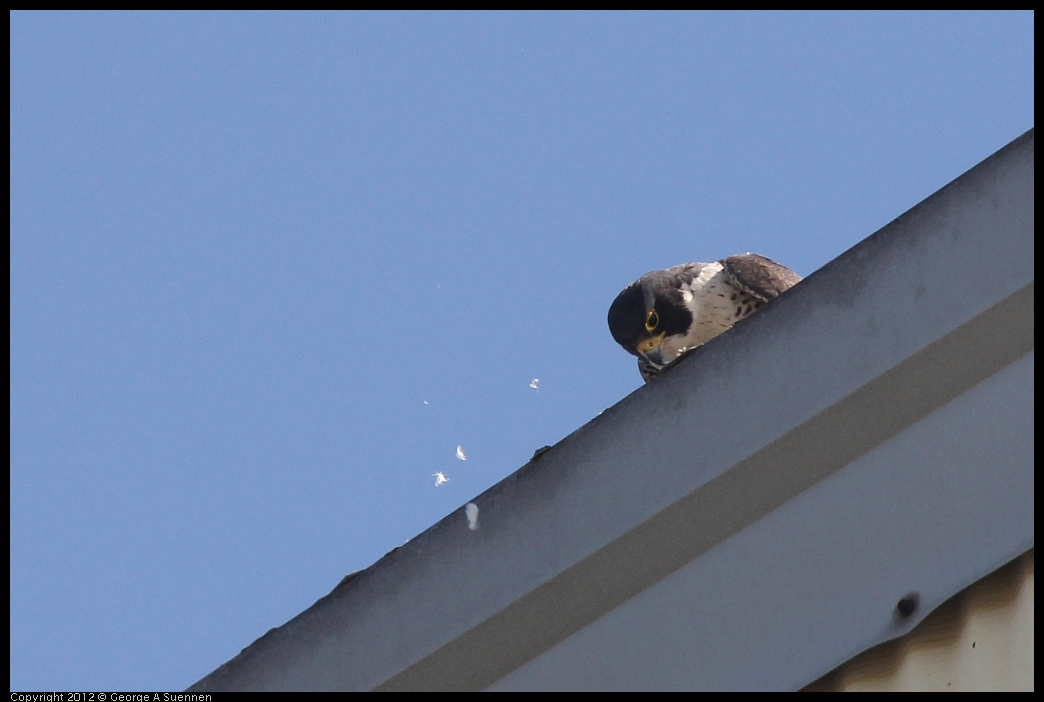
[{"x1": 190, "y1": 128, "x2": 1033, "y2": 691}]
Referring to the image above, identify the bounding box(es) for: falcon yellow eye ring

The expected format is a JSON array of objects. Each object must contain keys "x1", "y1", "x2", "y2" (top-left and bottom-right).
[{"x1": 645, "y1": 309, "x2": 659, "y2": 332}]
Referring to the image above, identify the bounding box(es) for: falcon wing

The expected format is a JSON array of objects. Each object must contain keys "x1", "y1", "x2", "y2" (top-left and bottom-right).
[{"x1": 722, "y1": 254, "x2": 802, "y2": 302}]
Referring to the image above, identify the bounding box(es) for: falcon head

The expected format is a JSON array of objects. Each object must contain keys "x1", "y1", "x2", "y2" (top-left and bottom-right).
[
  {"x1": 608, "y1": 254, "x2": 801, "y2": 382},
  {"x1": 607, "y1": 269, "x2": 695, "y2": 379}
]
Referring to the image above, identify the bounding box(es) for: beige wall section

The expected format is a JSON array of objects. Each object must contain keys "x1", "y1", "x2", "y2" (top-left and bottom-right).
[{"x1": 807, "y1": 549, "x2": 1034, "y2": 692}]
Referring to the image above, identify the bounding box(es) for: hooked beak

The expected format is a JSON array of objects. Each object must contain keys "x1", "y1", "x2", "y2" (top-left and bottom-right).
[
  {"x1": 636, "y1": 333, "x2": 667, "y2": 366},
  {"x1": 642, "y1": 346, "x2": 666, "y2": 367}
]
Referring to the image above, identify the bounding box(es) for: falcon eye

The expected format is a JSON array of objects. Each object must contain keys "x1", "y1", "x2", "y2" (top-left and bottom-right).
[{"x1": 645, "y1": 309, "x2": 659, "y2": 332}]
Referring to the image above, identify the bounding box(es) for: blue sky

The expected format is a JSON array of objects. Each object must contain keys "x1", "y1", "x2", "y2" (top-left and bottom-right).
[{"x1": 10, "y1": 11, "x2": 1033, "y2": 690}]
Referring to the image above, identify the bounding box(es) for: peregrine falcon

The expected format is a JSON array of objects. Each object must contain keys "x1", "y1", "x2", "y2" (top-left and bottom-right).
[{"x1": 608, "y1": 254, "x2": 802, "y2": 382}]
